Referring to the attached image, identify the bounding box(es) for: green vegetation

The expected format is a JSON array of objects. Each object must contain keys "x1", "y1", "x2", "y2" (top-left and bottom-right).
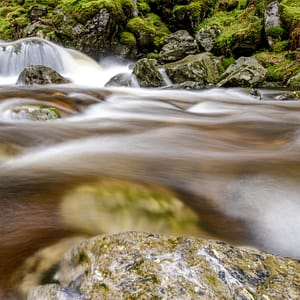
[
  {"x1": 126, "y1": 13, "x2": 170, "y2": 51},
  {"x1": 197, "y1": 3, "x2": 263, "y2": 57},
  {"x1": 172, "y1": 0, "x2": 218, "y2": 30},
  {"x1": 273, "y1": 40, "x2": 289, "y2": 52},
  {"x1": 120, "y1": 31, "x2": 136, "y2": 46},
  {"x1": 256, "y1": 51, "x2": 300, "y2": 84},
  {"x1": 265, "y1": 26, "x2": 286, "y2": 39}
]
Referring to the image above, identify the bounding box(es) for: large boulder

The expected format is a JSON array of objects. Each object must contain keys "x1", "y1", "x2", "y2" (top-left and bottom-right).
[
  {"x1": 16, "y1": 65, "x2": 71, "y2": 85},
  {"x1": 217, "y1": 56, "x2": 267, "y2": 87},
  {"x1": 163, "y1": 53, "x2": 220, "y2": 86},
  {"x1": 28, "y1": 231, "x2": 300, "y2": 299},
  {"x1": 158, "y1": 30, "x2": 198, "y2": 63}
]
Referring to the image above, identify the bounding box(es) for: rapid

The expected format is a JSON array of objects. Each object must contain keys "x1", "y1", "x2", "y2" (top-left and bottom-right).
[{"x1": 0, "y1": 38, "x2": 299, "y2": 297}]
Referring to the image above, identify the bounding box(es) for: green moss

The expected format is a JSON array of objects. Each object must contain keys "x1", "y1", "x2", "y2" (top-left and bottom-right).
[
  {"x1": 58, "y1": 0, "x2": 132, "y2": 24},
  {"x1": 0, "y1": 7, "x2": 15, "y2": 17},
  {"x1": 256, "y1": 51, "x2": 300, "y2": 84},
  {"x1": 147, "y1": 52, "x2": 159, "y2": 59},
  {"x1": 266, "y1": 26, "x2": 286, "y2": 39},
  {"x1": 280, "y1": 0, "x2": 300, "y2": 29},
  {"x1": 137, "y1": 0, "x2": 151, "y2": 14},
  {"x1": 127, "y1": 13, "x2": 169, "y2": 51},
  {"x1": 173, "y1": 0, "x2": 217, "y2": 29},
  {"x1": 198, "y1": 4, "x2": 263, "y2": 57},
  {"x1": 273, "y1": 40, "x2": 290, "y2": 52},
  {"x1": 120, "y1": 31, "x2": 136, "y2": 46}
]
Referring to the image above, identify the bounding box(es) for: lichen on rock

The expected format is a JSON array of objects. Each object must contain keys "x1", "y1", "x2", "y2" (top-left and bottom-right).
[{"x1": 28, "y1": 231, "x2": 300, "y2": 300}]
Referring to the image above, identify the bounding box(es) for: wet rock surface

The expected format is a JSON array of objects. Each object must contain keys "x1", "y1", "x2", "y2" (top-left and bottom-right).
[
  {"x1": 16, "y1": 65, "x2": 71, "y2": 85},
  {"x1": 133, "y1": 58, "x2": 164, "y2": 88},
  {"x1": 28, "y1": 232, "x2": 300, "y2": 300},
  {"x1": 164, "y1": 53, "x2": 220, "y2": 86}
]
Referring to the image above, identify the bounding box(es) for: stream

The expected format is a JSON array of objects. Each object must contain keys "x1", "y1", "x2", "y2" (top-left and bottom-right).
[{"x1": 0, "y1": 38, "x2": 299, "y2": 298}]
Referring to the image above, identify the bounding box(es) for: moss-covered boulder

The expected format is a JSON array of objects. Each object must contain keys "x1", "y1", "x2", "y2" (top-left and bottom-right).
[
  {"x1": 126, "y1": 13, "x2": 170, "y2": 54},
  {"x1": 158, "y1": 30, "x2": 198, "y2": 63},
  {"x1": 217, "y1": 56, "x2": 267, "y2": 87},
  {"x1": 197, "y1": 1, "x2": 264, "y2": 57},
  {"x1": 133, "y1": 58, "x2": 164, "y2": 87},
  {"x1": 16, "y1": 65, "x2": 71, "y2": 85},
  {"x1": 28, "y1": 232, "x2": 300, "y2": 299},
  {"x1": 164, "y1": 53, "x2": 220, "y2": 86}
]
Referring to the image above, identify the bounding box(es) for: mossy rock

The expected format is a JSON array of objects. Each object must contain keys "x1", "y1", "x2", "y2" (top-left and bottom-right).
[
  {"x1": 126, "y1": 13, "x2": 170, "y2": 53},
  {"x1": 164, "y1": 53, "x2": 221, "y2": 86},
  {"x1": 197, "y1": 1, "x2": 263, "y2": 57},
  {"x1": 28, "y1": 232, "x2": 300, "y2": 300},
  {"x1": 172, "y1": 0, "x2": 218, "y2": 32}
]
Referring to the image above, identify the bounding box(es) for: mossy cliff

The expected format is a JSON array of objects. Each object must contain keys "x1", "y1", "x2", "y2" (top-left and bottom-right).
[{"x1": 0, "y1": 0, "x2": 299, "y2": 83}]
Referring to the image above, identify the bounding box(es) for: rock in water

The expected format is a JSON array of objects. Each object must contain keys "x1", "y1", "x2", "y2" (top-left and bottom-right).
[
  {"x1": 16, "y1": 65, "x2": 71, "y2": 85},
  {"x1": 133, "y1": 58, "x2": 164, "y2": 88},
  {"x1": 28, "y1": 232, "x2": 300, "y2": 299},
  {"x1": 164, "y1": 53, "x2": 220, "y2": 86}
]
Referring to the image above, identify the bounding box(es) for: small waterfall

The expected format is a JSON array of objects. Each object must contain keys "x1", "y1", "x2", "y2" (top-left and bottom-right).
[
  {"x1": 0, "y1": 37, "x2": 104, "y2": 85},
  {"x1": 158, "y1": 67, "x2": 173, "y2": 86}
]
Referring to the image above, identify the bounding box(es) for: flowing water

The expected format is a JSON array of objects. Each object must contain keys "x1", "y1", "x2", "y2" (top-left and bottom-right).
[{"x1": 0, "y1": 38, "x2": 300, "y2": 297}]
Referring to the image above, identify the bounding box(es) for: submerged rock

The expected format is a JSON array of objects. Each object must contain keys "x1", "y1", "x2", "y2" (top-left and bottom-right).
[
  {"x1": 217, "y1": 56, "x2": 267, "y2": 87},
  {"x1": 164, "y1": 53, "x2": 220, "y2": 86},
  {"x1": 9, "y1": 105, "x2": 60, "y2": 121},
  {"x1": 104, "y1": 72, "x2": 133, "y2": 87},
  {"x1": 16, "y1": 65, "x2": 71, "y2": 85},
  {"x1": 28, "y1": 231, "x2": 300, "y2": 299}
]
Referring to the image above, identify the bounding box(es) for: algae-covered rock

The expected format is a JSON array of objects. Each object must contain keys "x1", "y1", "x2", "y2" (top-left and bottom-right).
[
  {"x1": 133, "y1": 58, "x2": 164, "y2": 87},
  {"x1": 217, "y1": 56, "x2": 267, "y2": 87},
  {"x1": 16, "y1": 65, "x2": 71, "y2": 85},
  {"x1": 28, "y1": 231, "x2": 300, "y2": 300},
  {"x1": 164, "y1": 53, "x2": 220, "y2": 86},
  {"x1": 158, "y1": 30, "x2": 198, "y2": 63}
]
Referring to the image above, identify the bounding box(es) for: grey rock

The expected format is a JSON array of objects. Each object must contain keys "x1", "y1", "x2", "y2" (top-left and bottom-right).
[
  {"x1": 217, "y1": 56, "x2": 267, "y2": 87},
  {"x1": 164, "y1": 53, "x2": 220, "y2": 86},
  {"x1": 104, "y1": 72, "x2": 133, "y2": 87},
  {"x1": 133, "y1": 58, "x2": 164, "y2": 88},
  {"x1": 28, "y1": 231, "x2": 300, "y2": 300},
  {"x1": 16, "y1": 65, "x2": 71, "y2": 85},
  {"x1": 264, "y1": 1, "x2": 282, "y2": 49},
  {"x1": 159, "y1": 30, "x2": 198, "y2": 63},
  {"x1": 287, "y1": 72, "x2": 300, "y2": 88},
  {"x1": 169, "y1": 81, "x2": 206, "y2": 90},
  {"x1": 195, "y1": 25, "x2": 221, "y2": 52}
]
